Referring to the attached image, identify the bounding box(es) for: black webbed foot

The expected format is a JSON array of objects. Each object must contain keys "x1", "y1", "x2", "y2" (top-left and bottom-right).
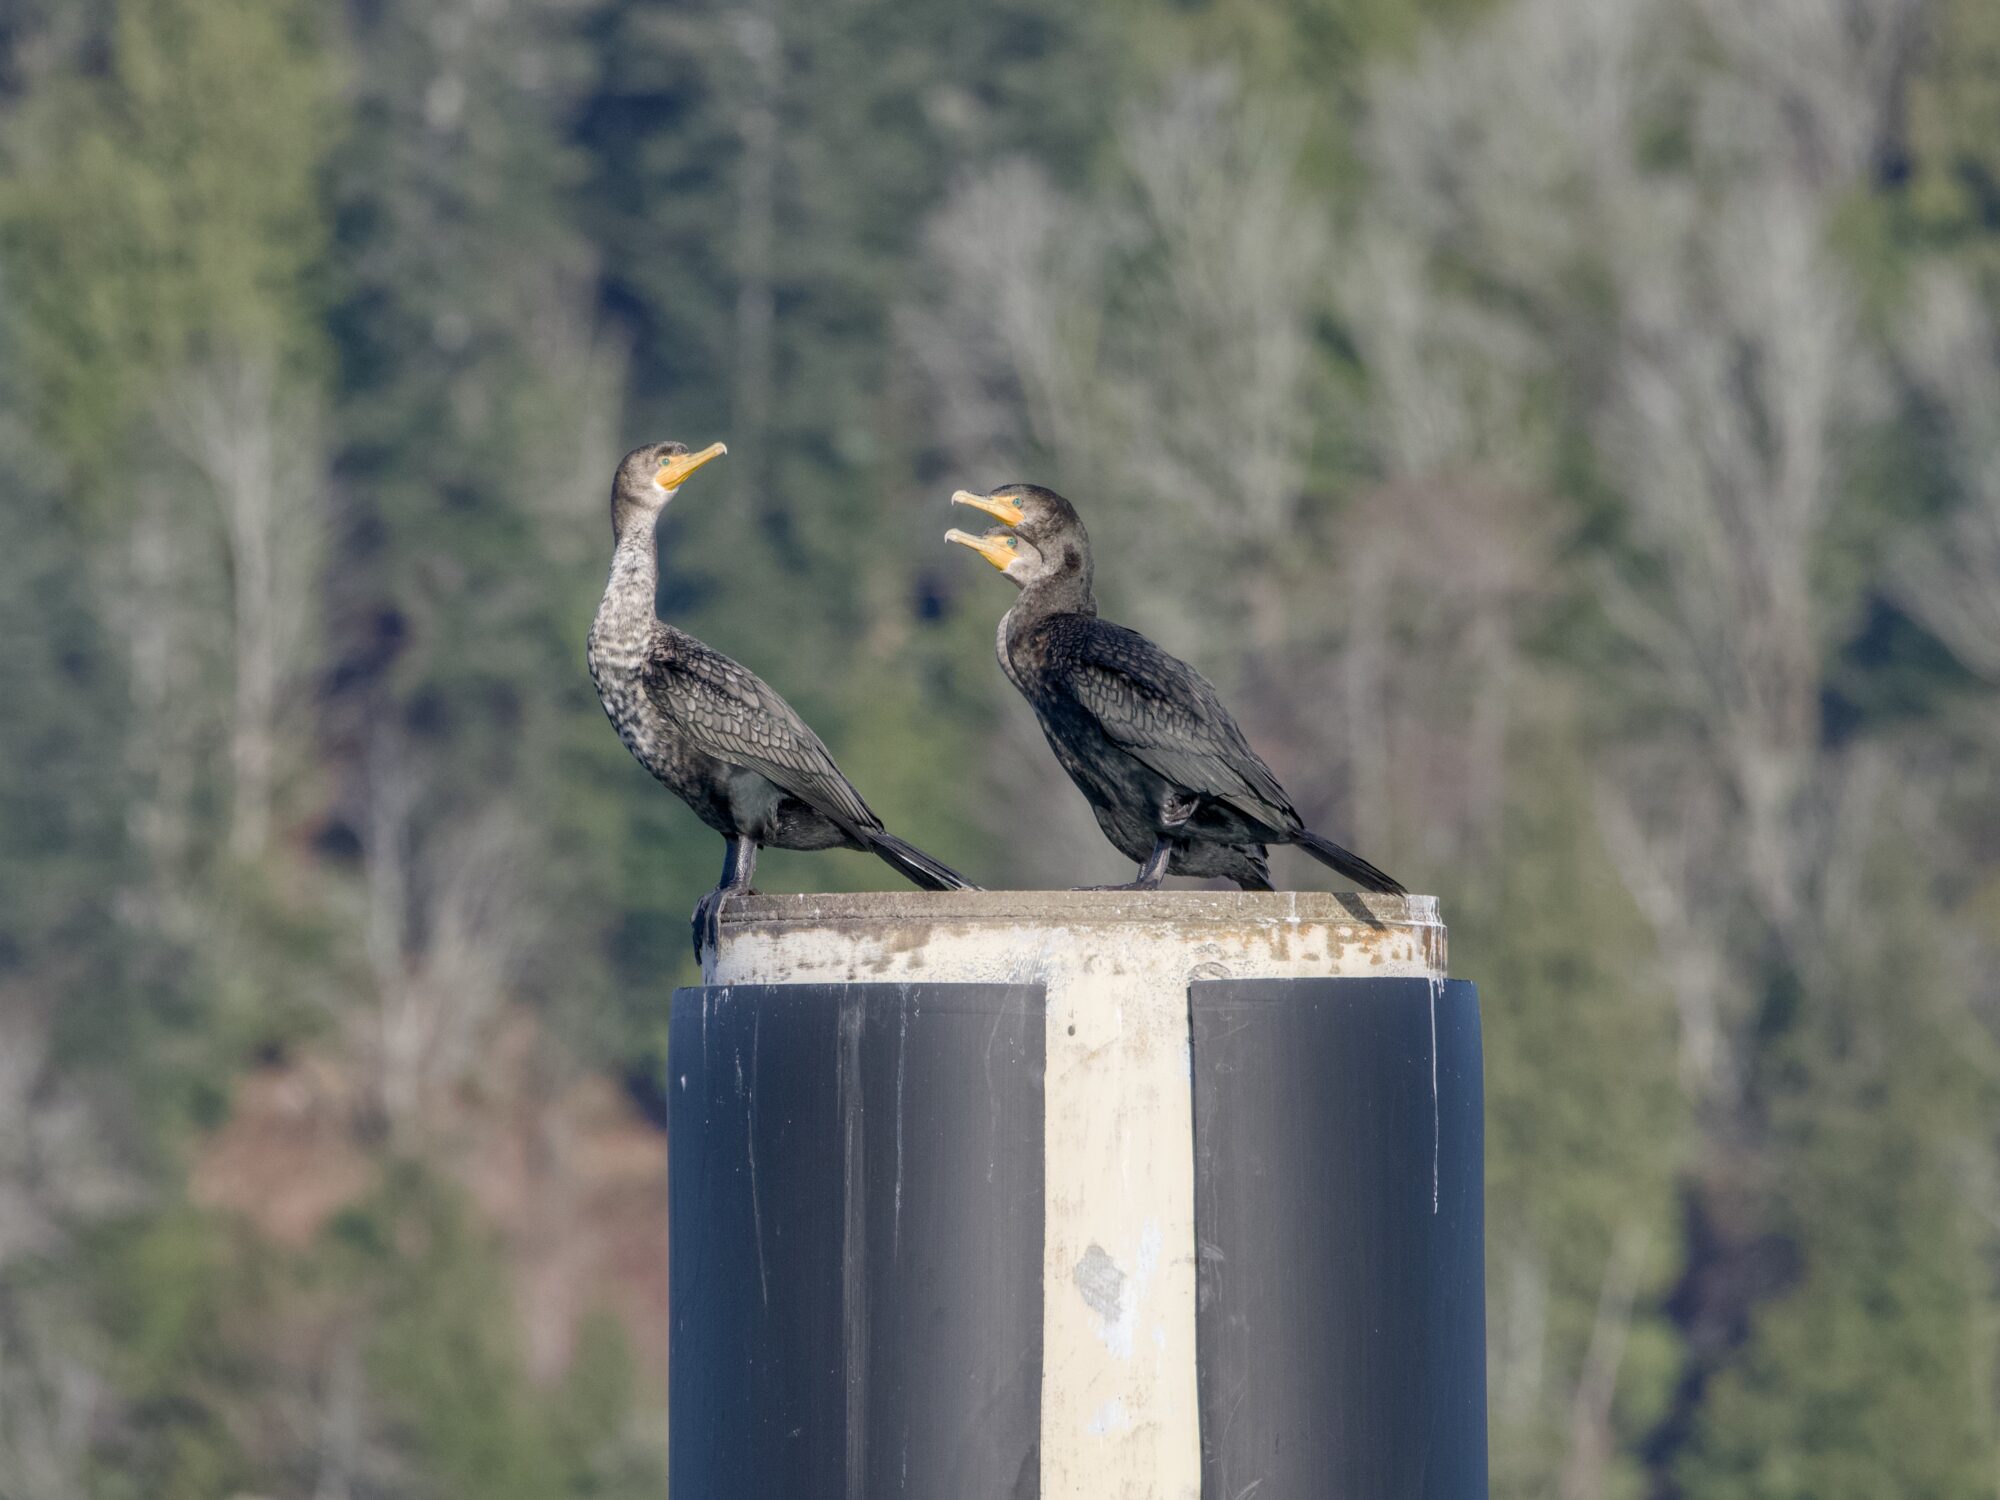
[
  {"x1": 693, "y1": 837, "x2": 762, "y2": 965},
  {"x1": 1072, "y1": 837, "x2": 1175, "y2": 892},
  {"x1": 691, "y1": 887, "x2": 727, "y2": 964}
]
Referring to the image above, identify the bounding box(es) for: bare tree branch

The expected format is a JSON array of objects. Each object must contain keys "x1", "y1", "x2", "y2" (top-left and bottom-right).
[
  {"x1": 357, "y1": 732, "x2": 539, "y2": 1146},
  {"x1": 1559, "y1": 1224, "x2": 1651, "y2": 1500},
  {"x1": 160, "y1": 357, "x2": 326, "y2": 862}
]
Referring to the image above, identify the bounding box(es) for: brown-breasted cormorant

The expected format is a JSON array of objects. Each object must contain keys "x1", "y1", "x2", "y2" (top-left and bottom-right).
[
  {"x1": 590, "y1": 440, "x2": 976, "y2": 959},
  {"x1": 947, "y1": 484, "x2": 1405, "y2": 894}
]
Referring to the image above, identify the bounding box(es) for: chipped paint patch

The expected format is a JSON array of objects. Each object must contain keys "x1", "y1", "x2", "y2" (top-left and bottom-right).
[
  {"x1": 1075, "y1": 1226, "x2": 1163, "y2": 1359},
  {"x1": 1075, "y1": 1244, "x2": 1126, "y2": 1332}
]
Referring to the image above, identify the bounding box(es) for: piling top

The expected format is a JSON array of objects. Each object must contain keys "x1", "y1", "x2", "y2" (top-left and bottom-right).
[{"x1": 709, "y1": 889, "x2": 1446, "y2": 988}]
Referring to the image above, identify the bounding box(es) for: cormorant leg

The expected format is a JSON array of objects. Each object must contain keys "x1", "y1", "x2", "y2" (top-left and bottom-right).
[
  {"x1": 1074, "y1": 836, "x2": 1175, "y2": 891},
  {"x1": 692, "y1": 837, "x2": 760, "y2": 962},
  {"x1": 1132, "y1": 835, "x2": 1174, "y2": 888}
]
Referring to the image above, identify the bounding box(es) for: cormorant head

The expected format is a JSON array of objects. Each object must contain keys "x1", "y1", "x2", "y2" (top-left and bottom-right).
[
  {"x1": 610, "y1": 438, "x2": 727, "y2": 536},
  {"x1": 945, "y1": 483, "x2": 1093, "y2": 605},
  {"x1": 949, "y1": 484, "x2": 1083, "y2": 547}
]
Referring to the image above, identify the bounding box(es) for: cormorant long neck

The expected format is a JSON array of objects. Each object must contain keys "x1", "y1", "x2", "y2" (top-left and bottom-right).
[
  {"x1": 590, "y1": 504, "x2": 664, "y2": 683},
  {"x1": 998, "y1": 535, "x2": 1095, "y2": 681},
  {"x1": 1013, "y1": 536, "x2": 1096, "y2": 621}
]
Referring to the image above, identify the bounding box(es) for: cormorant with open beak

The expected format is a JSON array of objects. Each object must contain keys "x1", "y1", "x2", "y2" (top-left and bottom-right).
[
  {"x1": 590, "y1": 441, "x2": 977, "y2": 960},
  {"x1": 947, "y1": 484, "x2": 1404, "y2": 894}
]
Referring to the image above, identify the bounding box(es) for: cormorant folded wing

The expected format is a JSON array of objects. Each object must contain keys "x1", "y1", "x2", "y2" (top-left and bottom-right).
[
  {"x1": 644, "y1": 629, "x2": 880, "y2": 836},
  {"x1": 1051, "y1": 621, "x2": 1298, "y2": 832}
]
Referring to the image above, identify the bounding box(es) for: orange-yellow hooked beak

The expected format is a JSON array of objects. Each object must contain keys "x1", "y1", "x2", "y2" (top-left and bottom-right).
[
  {"x1": 951, "y1": 488, "x2": 1025, "y2": 527},
  {"x1": 657, "y1": 441, "x2": 728, "y2": 489},
  {"x1": 945, "y1": 527, "x2": 1018, "y2": 572}
]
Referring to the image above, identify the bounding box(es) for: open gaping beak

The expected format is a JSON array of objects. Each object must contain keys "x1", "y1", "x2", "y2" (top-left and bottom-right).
[
  {"x1": 945, "y1": 527, "x2": 1018, "y2": 571},
  {"x1": 951, "y1": 489, "x2": 1025, "y2": 527},
  {"x1": 657, "y1": 441, "x2": 728, "y2": 489}
]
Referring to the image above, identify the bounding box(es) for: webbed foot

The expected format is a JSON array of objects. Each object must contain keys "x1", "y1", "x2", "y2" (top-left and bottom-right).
[
  {"x1": 691, "y1": 888, "x2": 727, "y2": 964},
  {"x1": 1072, "y1": 838, "x2": 1174, "y2": 892}
]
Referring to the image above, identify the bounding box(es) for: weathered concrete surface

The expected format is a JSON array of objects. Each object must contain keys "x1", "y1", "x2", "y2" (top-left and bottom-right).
[
  {"x1": 710, "y1": 890, "x2": 1448, "y2": 1500},
  {"x1": 711, "y1": 889, "x2": 1444, "y2": 987}
]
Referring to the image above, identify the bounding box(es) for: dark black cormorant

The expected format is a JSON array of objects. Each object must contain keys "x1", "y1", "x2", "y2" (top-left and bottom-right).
[
  {"x1": 590, "y1": 440, "x2": 976, "y2": 959},
  {"x1": 947, "y1": 484, "x2": 1405, "y2": 894}
]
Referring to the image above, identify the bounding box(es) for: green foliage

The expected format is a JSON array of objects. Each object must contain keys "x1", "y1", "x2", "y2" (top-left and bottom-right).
[
  {"x1": 84, "y1": 1209, "x2": 258, "y2": 1500},
  {"x1": 1461, "y1": 720, "x2": 1687, "y2": 1499},
  {"x1": 0, "y1": 0, "x2": 336, "y2": 465},
  {"x1": 1680, "y1": 834, "x2": 1997, "y2": 1500},
  {"x1": 1904, "y1": 0, "x2": 2000, "y2": 254},
  {"x1": 323, "y1": 0, "x2": 649, "y2": 1038},
  {"x1": 0, "y1": 367, "x2": 126, "y2": 977},
  {"x1": 69, "y1": 1179, "x2": 666, "y2": 1500},
  {"x1": 351, "y1": 1169, "x2": 665, "y2": 1500},
  {"x1": 1115, "y1": 0, "x2": 1493, "y2": 93}
]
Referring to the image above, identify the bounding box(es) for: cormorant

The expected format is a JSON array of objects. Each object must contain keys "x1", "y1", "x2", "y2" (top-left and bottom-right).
[
  {"x1": 590, "y1": 440, "x2": 976, "y2": 959},
  {"x1": 947, "y1": 484, "x2": 1405, "y2": 895}
]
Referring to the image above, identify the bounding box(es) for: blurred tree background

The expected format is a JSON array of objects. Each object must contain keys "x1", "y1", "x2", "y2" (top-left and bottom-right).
[{"x1": 0, "y1": 0, "x2": 1996, "y2": 1493}]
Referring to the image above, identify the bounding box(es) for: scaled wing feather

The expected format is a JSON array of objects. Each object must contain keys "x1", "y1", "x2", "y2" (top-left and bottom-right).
[
  {"x1": 644, "y1": 628, "x2": 880, "y2": 834},
  {"x1": 1054, "y1": 623, "x2": 1296, "y2": 829}
]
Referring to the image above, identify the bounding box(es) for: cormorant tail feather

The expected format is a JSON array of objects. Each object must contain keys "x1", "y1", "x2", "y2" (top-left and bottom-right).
[
  {"x1": 1295, "y1": 829, "x2": 1407, "y2": 895},
  {"x1": 866, "y1": 832, "x2": 980, "y2": 892}
]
